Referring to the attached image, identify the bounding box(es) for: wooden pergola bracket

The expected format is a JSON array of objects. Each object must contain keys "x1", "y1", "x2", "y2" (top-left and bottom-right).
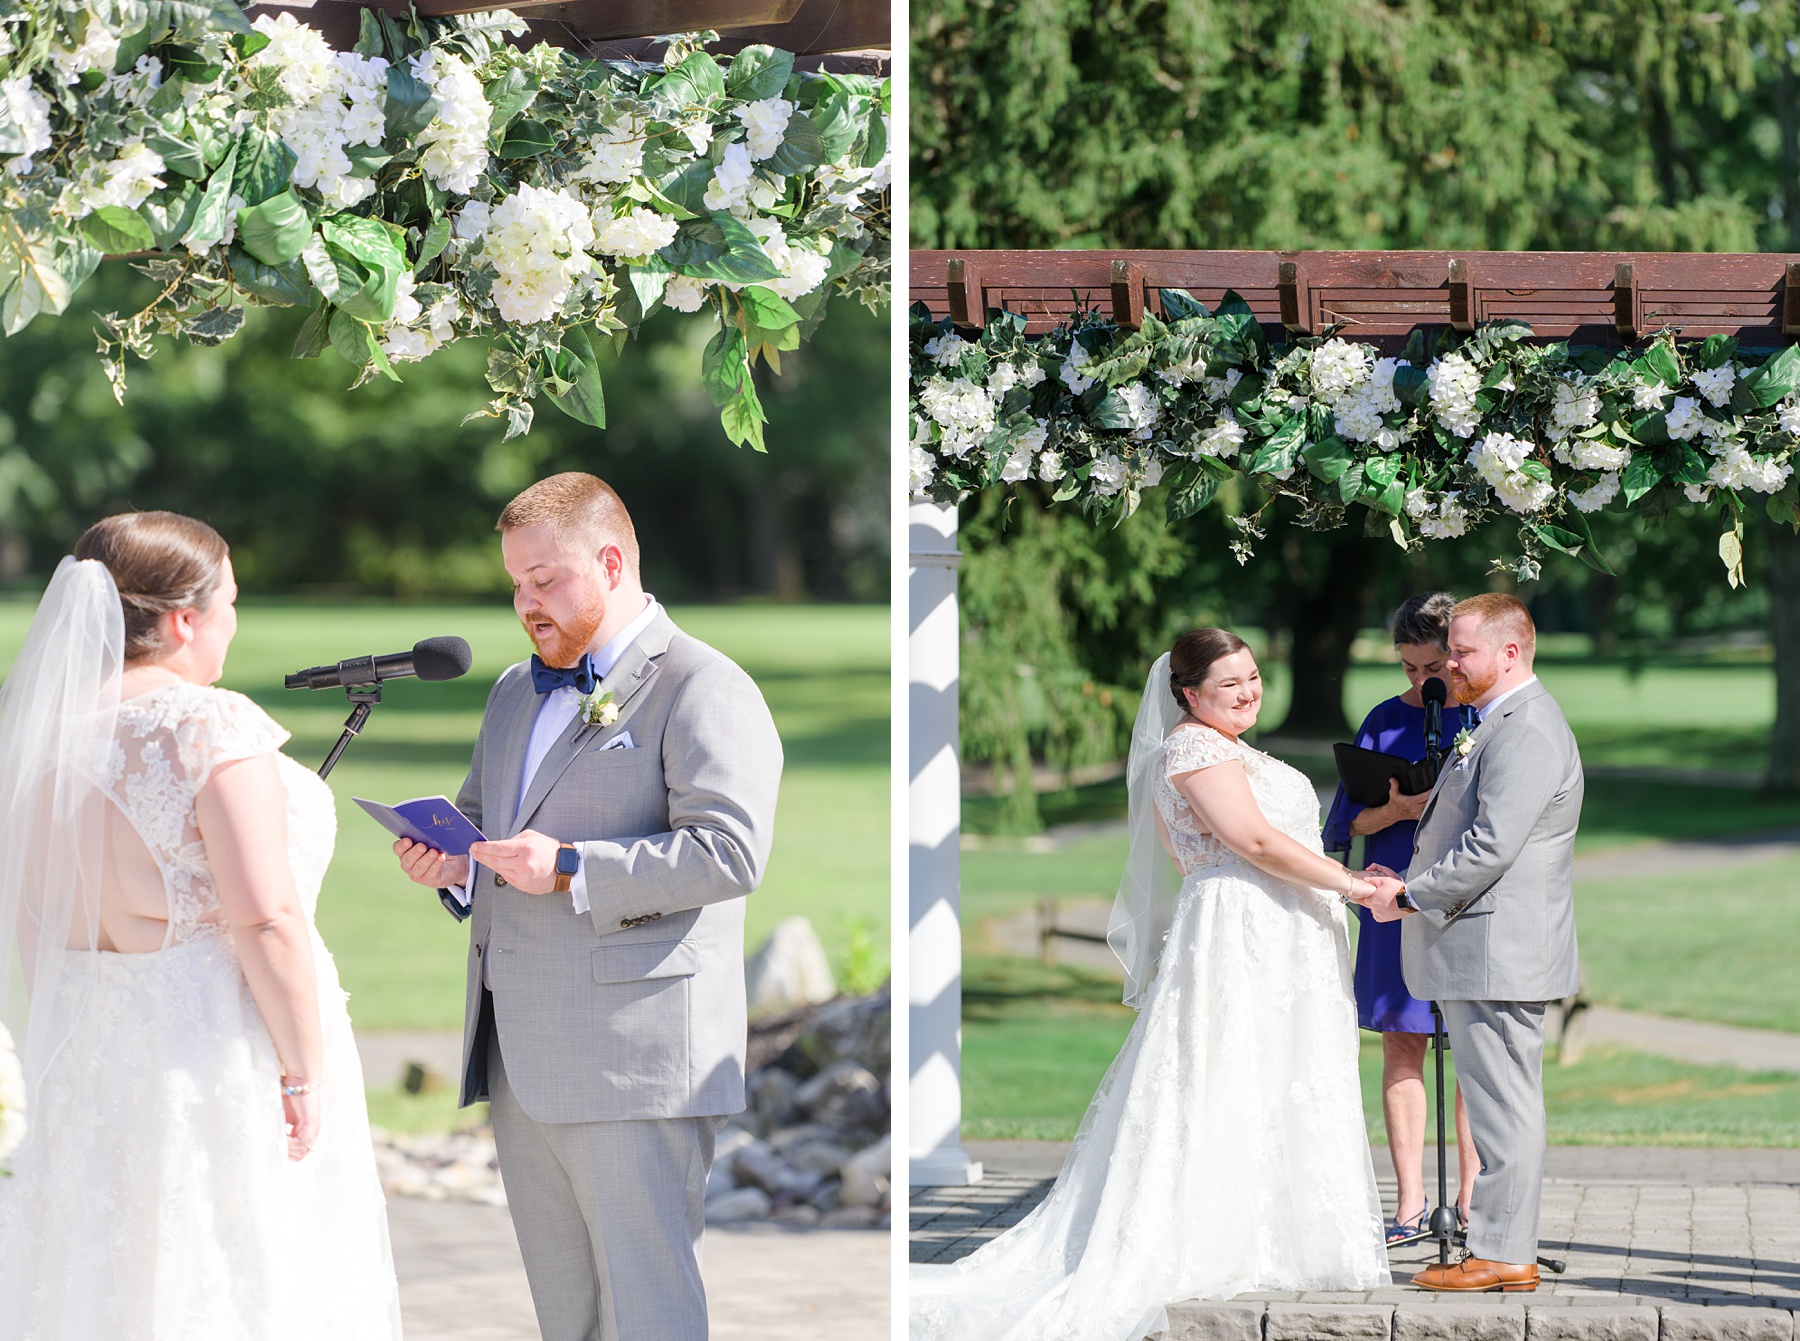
[
  {"x1": 1110, "y1": 259, "x2": 1144, "y2": 330},
  {"x1": 1277, "y1": 258, "x2": 1308, "y2": 334},
  {"x1": 946, "y1": 258, "x2": 983, "y2": 332},
  {"x1": 1613, "y1": 262, "x2": 1641, "y2": 341},
  {"x1": 1784, "y1": 263, "x2": 1800, "y2": 339},
  {"x1": 1447, "y1": 257, "x2": 1475, "y2": 332}
]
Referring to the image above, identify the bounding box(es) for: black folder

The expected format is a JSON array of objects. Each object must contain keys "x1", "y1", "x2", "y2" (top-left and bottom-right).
[{"x1": 1332, "y1": 744, "x2": 1440, "y2": 809}]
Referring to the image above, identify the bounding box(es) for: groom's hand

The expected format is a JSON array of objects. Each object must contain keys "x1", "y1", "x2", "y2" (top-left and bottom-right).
[
  {"x1": 1363, "y1": 875, "x2": 1412, "y2": 923},
  {"x1": 394, "y1": 838, "x2": 469, "y2": 890},
  {"x1": 469, "y1": 830, "x2": 562, "y2": 895}
]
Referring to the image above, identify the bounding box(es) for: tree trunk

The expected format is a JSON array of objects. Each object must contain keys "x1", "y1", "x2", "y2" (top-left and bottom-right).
[
  {"x1": 1272, "y1": 531, "x2": 1385, "y2": 738},
  {"x1": 1766, "y1": 516, "x2": 1800, "y2": 792}
]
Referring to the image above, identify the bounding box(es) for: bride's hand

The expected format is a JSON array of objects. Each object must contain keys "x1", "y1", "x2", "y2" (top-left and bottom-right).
[{"x1": 284, "y1": 1086, "x2": 322, "y2": 1161}]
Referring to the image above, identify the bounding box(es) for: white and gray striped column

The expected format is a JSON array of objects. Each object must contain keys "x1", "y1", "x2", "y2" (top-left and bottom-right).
[{"x1": 908, "y1": 502, "x2": 983, "y2": 1187}]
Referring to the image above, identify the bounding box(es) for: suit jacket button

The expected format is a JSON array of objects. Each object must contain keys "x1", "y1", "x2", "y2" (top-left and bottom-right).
[
  {"x1": 620, "y1": 918, "x2": 631, "y2": 929},
  {"x1": 495, "y1": 874, "x2": 508, "y2": 888},
  {"x1": 650, "y1": 912, "x2": 661, "y2": 921}
]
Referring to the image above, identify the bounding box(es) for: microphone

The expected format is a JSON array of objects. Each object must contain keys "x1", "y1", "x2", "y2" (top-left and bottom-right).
[
  {"x1": 1422, "y1": 676, "x2": 1447, "y2": 767},
  {"x1": 285, "y1": 636, "x2": 472, "y2": 691}
]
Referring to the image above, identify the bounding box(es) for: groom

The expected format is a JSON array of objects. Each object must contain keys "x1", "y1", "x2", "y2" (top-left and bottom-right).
[
  {"x1": 394, "y1": 472, "x2": 782, "y2": 1340},
  {"x1": 1359, "y1": 593, "x2": 1582, "y2": 1293}
]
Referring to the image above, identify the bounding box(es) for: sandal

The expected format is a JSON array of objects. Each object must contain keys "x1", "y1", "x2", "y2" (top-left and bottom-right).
[{"x1": 1387, "y1": 1203, "x2": 1430, "y2": 1244}]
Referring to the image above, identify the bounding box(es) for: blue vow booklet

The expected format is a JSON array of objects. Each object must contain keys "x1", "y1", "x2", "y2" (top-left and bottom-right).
[{"x1": 352, "y1": 795, "x2": 486, "y2": 857}]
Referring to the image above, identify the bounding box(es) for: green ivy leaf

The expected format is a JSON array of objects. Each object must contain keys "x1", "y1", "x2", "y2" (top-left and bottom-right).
[
  {"x1": 328, "y1": 306, "x2": 376, "y2": 366},
  {"x1": 1248, "y1": 414, "x2": 1305, "y2": 475},
  {"x1": 1088, "y1": 389, "x2": 1133, "y2": 430},
  {"x1": 182, "y1": 303, "x2": 244, "y2": 345},
  {"x1": 1301, "y1": 434, "x2": 1354, "y2": 484},
  {"x1": 344, "y1": 141, "x2": 394, "y2": 178},
  {"x1": 146, "y1": 131, "x2": 207, "y2": 179},
  {"x1": 139, "y1": 181, "x2": 199, "y2": 249},
  {"x1": 384, "y1": 64, "x2": 438, "y2": 142},
  {"x1": 230, "y1": 128, "x2": 296, "y2": 207},
  {"x1": 228, "y1": 246, "x2": 311, "y2": 306},
  {"x1": 1562, "y1": 504, "x2": 1618, "y2": 574},
  {"x1": 720, "y1": 378, "x2": 767, "y2": 451},
  {"x1": 701, "y1": 326, "x2": 750, "y2": 407},
  {"x1": 654, "y1": 51, "x2": 727, "y2": 105},
  {"x1": 862, "y1": 104, "x2": 887, "y2": 170},
  {"x1": 79, "y1": 206, "x2": 154, "y2": 255},
  {"x1": 483, "y1": 68, "x2": 539, "y2": 138},
  {"x1": 1694, "y1": 333, "x2": 1738, "y2": 370},
  {"x1": 1621, "y1": 452, "x2": 1663, "y2": 505},
  {"x1": 1767, "y1": 478, "x2": 1800, "y2": 527},
  {"x1": 181, "y1": 142, "x2": 240, "y2": 252},
  {"x1": 668, "y1": 216, "x2": 781, "y2": 283},
  {"x1": 1157, "y1": 289, "x2": 1210, "y2": 322},
  {"x1": 811, "y1": 91, "x2": 859, "y2": 162},
  {"x1": 230, "y1": 28, "x2": 271, "y2": 60},
  {"x1": 544, "y1": 326, "x2": 606, "y2": 428},
  {"x1": 1164, "y1": 465, "x2": 1219, "y2": 522},
  {"x1": 235, "y1": 189, "x2": 310, "y2": 266},
  {"x1": 1740, "y1": 344, "x2": 1800, "y2": 409},
  {"x1": 724, "y1": 45, "x2": 794, "y2": 102},
  {"x1": 292, "y1": 298, "x2": 332, "y2": 358},
  {"x1": 737, "y1": 286, "x2": 800, "y2": 331},
  {"x1": 657, "y1": 160, "x2": 715, "y2": 218},
  {"x1": 1392, "y1": 364, "x2": 1430, "y2": 409},
  {"x1": 497, "y1": 118, "x2": 556, "y2": 159},
  {"x1": 414, "y1": 215, "x2": 452, "y2": 273},
  {"x1": 762, "y1": 111, "x2": 826, "y2": 176}
]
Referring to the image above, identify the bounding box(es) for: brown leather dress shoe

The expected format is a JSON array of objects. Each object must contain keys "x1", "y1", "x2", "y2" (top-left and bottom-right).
[{"x1": 1411, "y1": 1255, "x2": 1539, "y2": 1292}]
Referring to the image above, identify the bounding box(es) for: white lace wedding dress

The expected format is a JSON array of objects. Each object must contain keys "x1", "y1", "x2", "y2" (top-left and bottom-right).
[
  {"x1": 911, "y1": 723, "x2": 1389, "y2": 1341},
  {"x1": 0, "y1": 684, "x2": 403, "y2": 1340}
]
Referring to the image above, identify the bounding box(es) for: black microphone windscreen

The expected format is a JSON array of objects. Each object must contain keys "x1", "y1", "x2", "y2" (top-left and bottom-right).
[
  {"x1": 1421, "y1": 676, "x2": 1448, "y2": 706},
  {"x1": 412, "y1": 636, "x2": 472, "y2": 681}
]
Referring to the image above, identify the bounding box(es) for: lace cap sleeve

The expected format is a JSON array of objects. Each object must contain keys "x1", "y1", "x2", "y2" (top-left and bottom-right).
[
  {"x1": 1162, "y1": 724, "x2": 1240, "y2": 779},
  {"x1": 176, "y1": 687, "x2": 290, "y2": 791}
]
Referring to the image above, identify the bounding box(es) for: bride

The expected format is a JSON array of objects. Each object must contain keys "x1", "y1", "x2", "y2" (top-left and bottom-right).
[
  {"x1": 912, "y1": 628, "x2": 1391, "y2": 1341},
  {"x1": 0, "y1": 512, "x2": 401, "y2": 1339}
]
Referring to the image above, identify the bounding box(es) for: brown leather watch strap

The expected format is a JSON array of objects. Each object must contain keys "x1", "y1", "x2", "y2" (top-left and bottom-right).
[{"x1": 553, "y1": 843, "x2": 575, "y2": 894}]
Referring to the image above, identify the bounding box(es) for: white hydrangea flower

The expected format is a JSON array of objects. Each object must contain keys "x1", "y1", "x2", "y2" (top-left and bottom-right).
[
  {"x1": 1308, "y1": 339, "x2": 1372, "y2": 400},
  {"x1": 1194, "y1": 410, "x2": 1246, "y2": 459},
  {"x1": 1570, "y1": 472, "x2": 1620, "y2": 513},
  {"x1": 682, "y1": 120, "x2": 714, "y2": 154},
  {"x1": 481, "y1": 184, "x2": 596, "y2": 326},
  {"x1": 1037, "y1": 450, "x2": 1063, "y2": 482},
  {"x1": 1546, "y1": 377, "x2": 1600, "y2": 442},
  {"x1": 1090, "y1": 453, "x2": 1129, "y2": 496},
  {"x1": 48, "y1": 19, "x2": 120, "y2": 86},
  {"x1": 72, "y1": 139, "x2": 164, "y2": 216},
  {"x1": 576, "y1": 122, "x2": 646, "y2": 187},
  {"x1": 3, "y1": 74, "x2": 53, "y2": 176},
  {"x1": 1633, "y1": 382, "x2": 1669, "y2": 411},
  {"x1": 1427, "y1": 351, "x2": 1483, "y2": 439},
  {"x1": 593, "y1": 207, "x2": 679, "y2": 261},
  {"x1": 1119, "y1": 382, "x2": 1160, "y2": 441},
  {"x1": 1202, "y1": 367, "x2": 1242, "y2": 402},
  {"x1": 1665, "y1": 395, "x2": 1704, "y2": 441},
  {"x1": 922, "y1": 334, "x2": 964, "y2": 369},
  {"x1": 1470, "y1": 431, "x2": 1554, "y2": 513},
  {"x1": 1691, "y1": 363, "x2": 1737, "y2": 408},
  {"x1": 988, "y1": 361, "x2": 1020, "y2": 396},
  {"x1": 999, "y1": 445, "x2": 1033, "y2": 483},
  {"x1": 746, "y1": 220, "x2": 829, "y2": 301},
  {"x1": 663, "y1": 274, "x2": 706, "y2": 312},
  {"x1": 736, "y1": 97, "x2": 792, "y2": 161},
  {"x1": 381, "y1": 274, "x2": 465, "y2": 362},
  {"x1": 1015, "y1": 419, "x2": 1049, "y2": 457},
  {"x1": 1780, "y1": 401, "x2": 1800, "y2": 436},
  {"x1": 1550, "y1": 435, "x2": 1629, "y2": 472},
  {"x1": 1706, "y1": 444, "x2": 1793, "y2": 494},
  {"x1": 454, "y1": 200, "x2": 490, "y2": 240},
  {"x1": 703, "y1": 142, "x2": 756, "y2": 211},
  {"x1": 908, "y1": 445, "x2": 935, "y2": 498},
  {"x1": 1156, "y1": 356, "x2": 1207, "y2": 386},
  {"x1": 412, "y1": 48, "x2": 491, "y2": 196},
  {"x1": 1059, "y1": 343, "x2": 1094, "y2": 394},
  {"x1": 251, "y1": 15, "x2": 389, "y2": 209},
  {"x1": 1684, "y1": 482, "x2": 1714, "y2": 503},
  {"x1": 1419, "y1": 492, "x2": 1469, "y2": 540},
  {"x1": 917, "y1": 377, "x2": 998, "y2": 457},
  {"x1": 1332, "y1": 358, "x2": 1406, "y2": 447}
]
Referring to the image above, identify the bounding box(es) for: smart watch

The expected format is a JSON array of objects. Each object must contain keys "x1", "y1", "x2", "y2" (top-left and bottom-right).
[{"x1": 553, "y1": 843, "x2": 581, "y2": 894}]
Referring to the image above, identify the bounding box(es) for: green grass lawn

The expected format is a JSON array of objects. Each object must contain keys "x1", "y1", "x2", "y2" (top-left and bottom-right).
[
  {"x1": 959, "y1": 957, "x2": 1800, "y2": 1146},
  {"x1": 0, "y1": 599, "x2": 888, "y2": 1031}
]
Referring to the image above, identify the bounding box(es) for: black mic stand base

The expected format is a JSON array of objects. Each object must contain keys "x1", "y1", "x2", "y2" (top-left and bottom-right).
[{"x1": 318, "y1": 684, "x2": 381, "y2": 780}]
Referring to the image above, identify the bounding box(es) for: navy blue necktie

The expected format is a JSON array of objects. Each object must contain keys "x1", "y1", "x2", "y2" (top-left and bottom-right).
[{"x1": 530, "y1": 652, "x2": 599, "y2": 695}]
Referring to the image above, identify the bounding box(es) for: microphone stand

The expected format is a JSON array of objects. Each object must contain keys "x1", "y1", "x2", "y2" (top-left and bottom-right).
[{"x1": 317, "y1": 683, "x2": 381, "y2": 779}]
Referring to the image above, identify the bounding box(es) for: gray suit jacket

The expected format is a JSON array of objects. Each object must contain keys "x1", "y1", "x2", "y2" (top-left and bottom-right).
[
  {"x1": 1400, "y1": 679, "x2": 1583, "y2": 1003},
  {"x1": 452, "y1": 609, "x2": 783, "y2": 1123}
]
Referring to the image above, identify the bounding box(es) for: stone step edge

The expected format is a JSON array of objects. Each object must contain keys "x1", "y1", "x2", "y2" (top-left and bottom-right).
[{"x1": 1157, "y1": 1299, "x2": 1797, "y2": 1341}]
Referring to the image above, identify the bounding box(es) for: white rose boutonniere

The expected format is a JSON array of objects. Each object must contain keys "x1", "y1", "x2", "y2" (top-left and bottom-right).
[
  {"x1": 579, "y1": 688, "x2": 620, "y2": 728},
  {"x1": 1452, "y1": 726, "x2": 1477, "y2": 760}
]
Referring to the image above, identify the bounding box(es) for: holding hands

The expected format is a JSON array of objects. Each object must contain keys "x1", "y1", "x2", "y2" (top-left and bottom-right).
[{"x1": 1348, "y1": 862, "x2": 1412, "y2": 922}]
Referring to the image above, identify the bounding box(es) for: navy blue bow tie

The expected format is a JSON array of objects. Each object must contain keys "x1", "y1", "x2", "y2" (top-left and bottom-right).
[{"x1": 530, "y1": 653, "x2": 599, "y2": 695}]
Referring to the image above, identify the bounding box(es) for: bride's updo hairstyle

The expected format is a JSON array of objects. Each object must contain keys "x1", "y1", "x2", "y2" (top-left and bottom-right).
[
  {"x1": 72, "y1": 511, "x2": 229, "y2": 662},
  {"x1": 1168, "y1": 628, "x2": 1250, "y2": 715}
]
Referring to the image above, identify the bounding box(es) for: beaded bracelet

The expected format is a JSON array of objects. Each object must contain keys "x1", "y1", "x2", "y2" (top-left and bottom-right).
[{"x1": 281, "y1": 1078, "x2": 318, "y2": 1097}]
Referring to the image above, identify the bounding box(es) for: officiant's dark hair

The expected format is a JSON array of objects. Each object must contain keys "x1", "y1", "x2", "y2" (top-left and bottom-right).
[
  {"x1": 74, "y1": 511, "x2": 229, "y2": 661},
  {"x1": 1391, "y1": 592, "x2": 1456, "y2": 650},
  {"x1": 1168, "y1": 628, "x2": 1251, "y2": 713}
]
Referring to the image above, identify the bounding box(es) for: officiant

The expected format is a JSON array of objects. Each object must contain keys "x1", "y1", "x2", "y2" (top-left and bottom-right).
[{"x1": 1323, "y1": 591, "x2": 1476, "y2": 1243}]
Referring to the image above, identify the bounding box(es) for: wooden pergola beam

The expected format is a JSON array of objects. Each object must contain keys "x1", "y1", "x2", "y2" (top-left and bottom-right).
[
  {"x1": 912, "y1": 250, "x2": 1800, "y2": 351},
  {"x1": 247, "y1": 0, "x2": 889, "y2": 69}
]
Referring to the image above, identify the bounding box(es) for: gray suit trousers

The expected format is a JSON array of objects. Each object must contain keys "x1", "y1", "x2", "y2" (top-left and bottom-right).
[
  {"x1": 488, "y1": 1024, "x2": 721, "y2": 1341},
  {"x1": 1441, "y1": 999, "x2": 1547, "y2": 1266}
]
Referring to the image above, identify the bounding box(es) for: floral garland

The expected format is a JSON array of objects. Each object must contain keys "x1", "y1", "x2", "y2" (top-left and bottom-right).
[
  {"x1": 0, "y1": 1, "x2": 890, "y2": 446},
  {"x1": 909, "y1": 293, "x2": 1800, "y2": 582}
]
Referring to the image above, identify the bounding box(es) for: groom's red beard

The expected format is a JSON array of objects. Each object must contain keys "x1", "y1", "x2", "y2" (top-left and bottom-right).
[
  {"x1": 1451, "y1": 662, "x2": 1499, "y2": 705},
  {"x1": 524, "y1": 593, "x2": 606, "y2": 668}
]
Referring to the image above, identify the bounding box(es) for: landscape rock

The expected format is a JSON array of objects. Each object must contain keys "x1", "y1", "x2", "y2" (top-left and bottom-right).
[
  {"x1": 748, "y1": 1066, "x2": 802, "y2": 1133},
  {"x1": 1393, "y1": 1303, "x2": 1524, "y2": 1341},
  {"x1": 704, "y1": 1187, "x2": 772, "y2": 1224},
  {"x1": 820, "y1": 1205, "x2": 883, "y2": 1229},
  {"x1": 1161, "y1": 1302, "x2": 1262, "y2": 1341},
  {"x1": 840, "y1": 1134, "x2": 891, "y2": 1210},
  {"x1": 799, "y1": 986, "x2": 891, "y2": 1077},
  {"x1": 734, "y1": 1137, "x2": 824, "y2": 1200},
  {"x1": 797, "y1": 1061, "x2": 886, "y2": 1132},
  {"x1": 745, "y1": 917, "x2": 836, "y2": 1013},
  {"x1": 1263, "y1": 1303, "x2": 1390, "y2": 1340},
  {"x1": 1526, "y1": 1309, "x2": 1657, "y2": 1341},
  {"x1": 1656, "y1": 1307, "x2": 1794, "y2": 1341},
  {"x1": 372, "y1": 1127, "x2": 507, "y2": 1207}
]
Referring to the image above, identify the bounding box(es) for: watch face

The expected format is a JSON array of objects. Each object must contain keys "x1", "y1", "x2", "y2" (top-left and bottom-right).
[{"x1": 556, "y1": 846, "x2": 580, "y2": 876}]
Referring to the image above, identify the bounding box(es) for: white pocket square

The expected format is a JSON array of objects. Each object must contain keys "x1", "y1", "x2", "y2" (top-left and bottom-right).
[{"x1": 600, "y1": 732, "x2": 635, "y2": 751}]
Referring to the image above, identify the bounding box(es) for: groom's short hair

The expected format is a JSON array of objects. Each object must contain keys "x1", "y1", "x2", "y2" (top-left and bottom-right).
[
  {"x1": 498, "y1": 473, "x2": 640, "y2": 574},
  {"x1": 1452, "y1": 592, "x2": 1536, "y2": 660}
]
